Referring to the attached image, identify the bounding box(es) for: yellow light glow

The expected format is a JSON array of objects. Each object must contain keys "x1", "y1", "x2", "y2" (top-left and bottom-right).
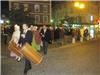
[
  {"x1": 79, "y1": 4, "x2": 85, "y2": 9},
  {"x1": 74, "y1": 2, "x2": 80, "y2": 7},
  {"x1": 84, "y1": 26, "x2": 88, "y2": 29},
  {"x1": 95, "y1": 25, "x2": 98, "y2": 28}
]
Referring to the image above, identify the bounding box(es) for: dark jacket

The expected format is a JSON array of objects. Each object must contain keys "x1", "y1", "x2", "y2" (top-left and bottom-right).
[
  {"x1": 19, "y1": 30, "x2": 33, "y2": 46},
  {"x1": 40, "y1": 29, "x2": 51, "y2": 43},
  {"x1": 54, "y1": 28, "x2": 60, "y2": 40}
]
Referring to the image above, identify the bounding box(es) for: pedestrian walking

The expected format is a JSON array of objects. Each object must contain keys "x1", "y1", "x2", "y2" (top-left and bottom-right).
[
  {"x1": 9, "y1": 24, "x2": 21, "y2": 61},
  {"x1": 84, "y1": 28, "x2": 89, "y2": 40},
  {"x1": 31, "y1": 26, "x2": 42, "y2": 52},
  {"x1": 40, "y1": 25, "x2": 51, "y2": 55},
  {"x1": 72, "y1": 29, "x2": 76, "y2": 43},
  {"x1": 59, "y1": 26, "x2": 65, "y2": 45},
  {"x1": 19, "y1": 24, "x2": 33, "y2": 75},
  {"x1": 49, "y1": 26, "x2": 54, "y2": 44},
  {"x1": 4, "y1": 26, "x2": 9, "y2": 44},
  {"x1": 80, "y1": 28, "x2": 84, "y2": 42}
]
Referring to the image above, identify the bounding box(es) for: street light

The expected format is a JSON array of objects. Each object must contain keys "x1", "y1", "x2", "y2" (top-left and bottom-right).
[
  {"x1": 74, "y1": 2, "x2": 80, "y2": 7},
  {"x1": 50, "y1": 19, "x2": 53, "y2": 23},
  {"x1": 50, "y1": 19, "x2": 54, "y2": 26},
  {"x1": 74, "y1": 2, "x2": 85, "y2": 9},
  {"x1": 74, "y1": 2, "x2": 85, "y2": 26},
  {"x1": 79, "y1": 3, "x2": 85, "y2": 9}
]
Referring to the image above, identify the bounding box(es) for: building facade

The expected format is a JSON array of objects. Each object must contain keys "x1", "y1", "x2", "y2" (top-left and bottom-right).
[
  {"x1": 52, "y1": 1, "x2": 100, "y2": 25},
  {"x1": 9, "y1": 0, "x2": 51, "y2": 25}
]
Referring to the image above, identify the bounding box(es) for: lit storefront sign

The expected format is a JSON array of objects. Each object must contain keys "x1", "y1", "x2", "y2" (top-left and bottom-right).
[
  {"x1": 90, "y1": 25, "x2": 94, "y2": 38},
  {"x1": 90, "y1": 15, "x2": 93, "y2": 22}
]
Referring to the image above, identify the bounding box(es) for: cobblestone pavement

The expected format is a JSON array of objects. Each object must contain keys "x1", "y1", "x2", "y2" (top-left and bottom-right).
[{"x1": 1, "y1": 36, "x2": 100, "y2": 75}]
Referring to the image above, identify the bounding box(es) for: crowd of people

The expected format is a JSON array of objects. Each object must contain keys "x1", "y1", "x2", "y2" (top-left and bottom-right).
[
  {"x1": 1, "y1": 24, "x2": 90, "y2": 46},
  {"x1": 1, "y1": 24, "x2": 91, "y2": 75}
]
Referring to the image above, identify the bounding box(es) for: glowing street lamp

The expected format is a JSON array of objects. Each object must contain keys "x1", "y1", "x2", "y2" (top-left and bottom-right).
[
  {"x1": 74, "y1": 2, "x2": 85, "y2": 9},
  {"x1": 79, "y1": 3, "x2": 85, "y2": 9},
  {"x1": 50, "y1": 19, "x2": 53, "y2": 23},
  {"x1": 74, "y1": 2, "x2": 80, "y2": 7},
  {"x1": 74, "y1": 2, "x2": 85, "y2": 26}
]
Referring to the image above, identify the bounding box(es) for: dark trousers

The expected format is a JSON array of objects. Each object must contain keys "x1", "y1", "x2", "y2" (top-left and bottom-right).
[
  {"x1": 4, "y1": 35, "x2": 8, "y2": 44},
  {"x1": 24, "y1": 58, "x2": 32, "y2": 74},
  {"x1": 43, "y1": 41, "x2": 49, "y2": 55}
]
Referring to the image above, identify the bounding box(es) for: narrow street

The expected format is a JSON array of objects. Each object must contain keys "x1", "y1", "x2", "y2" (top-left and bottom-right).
[{"x1": 1, "y1": 37, "x2": 100, "y2": 75}]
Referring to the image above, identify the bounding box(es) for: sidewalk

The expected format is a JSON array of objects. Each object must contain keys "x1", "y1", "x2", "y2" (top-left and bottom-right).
[{"x1": 49, "y1": 34, "x2": 100, "y2": 50}]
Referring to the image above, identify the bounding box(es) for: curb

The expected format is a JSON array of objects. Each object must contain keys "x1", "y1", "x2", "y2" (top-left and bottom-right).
[{"x1": 49, "y1": 38, "x2": 100, "y2": 50}]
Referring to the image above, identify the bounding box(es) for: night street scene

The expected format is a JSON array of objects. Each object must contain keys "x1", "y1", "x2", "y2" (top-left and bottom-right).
[{"x1": 1, "y1": 0, "x2": 100, "y2": 75}]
